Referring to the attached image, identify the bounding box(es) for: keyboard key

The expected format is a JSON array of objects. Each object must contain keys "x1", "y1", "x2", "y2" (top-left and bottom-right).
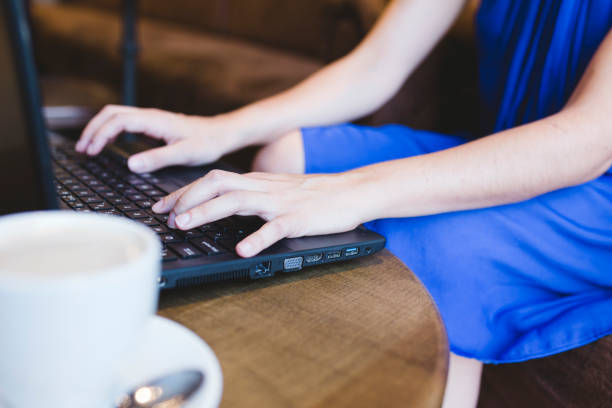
[
  {"x1": 127, "y1": 175, "x2": 145, "y2": 185},
  {"x1": 217, "y1": 238, "x2": 238, "y2": 251},
  {"x1": 199, "y1": 224, "x2": 219, "y2": 232},
  {"x1": 75, "y1": 208, "x2": 93, "y2": 213},
  {"x1": 127, "y1": 193, "x2": 146, "y2": 202},
  {"x1": 136, "y1": 200, "x2": 154, "y2": 209},
  {"x1": 146, "y1": 189, "x2": 165, "y2": 197},
  {"x1": 180, "y1": 229, "x2": 204, "y2": 239},
  {"x1": 161, "y1": 248, "x2": 178, "y2": 262},
  {"x1": 91, "y1": 185, "x2": 112, "y2": 193},
  {"x1": 205, "y1": 230, "x2": 224, "y2": 242},
  {"x1": 98, "y1": 171, "x2": 114, "y2": 179},
  {"x1": 78, "y1": 174, "x2": 95, "y2": 182},
  {"x1": 110, "y1": 182, "x2": 128, "y2": 191},
  {"x1": 137, "y1": 183, "x2": 154, "y2": 191},
  {"x1": 68, "y1": 201, "x2": 86, "y2": 209},
  {"x1": 154, "y1": 180, "x2": 181, "y2": 194},
  {"x1": 117, "y1": 203, "x2": 138, "y2": 212},
  {"x1": 97, "y1": 209, "x2": 121, "y2": 217},
  {"x1": 136, "y1": 217, "x2": 158, "y2": 227},
  {"x1": 75, "y1": 189, "x2": 94, "y2": 198},
  {"x1": 69, "y1": 183, "x2": 88, "y2": 192},
  {"x1": 191, "y1": 237, "x2": 226, "y2": 255},
  {"x1": 61, "y1": 194, "x2": 78, "y2": 203},
  {"x1": 83, "y1": 195, "x2": 103, "y2": 204},
  {"x1": 151, "y1": 225, "x2": 169, "y2": 234},
  {"x1": 155, "y1": 213, "x2": 170, "y2": 224},
  {"x1": 101, "y1": 191, "x2": 120, "y2": 199},
  {"x1": 84, "y1": 179, "x2": 103, "y2": 187},
  {"x1": 159, "y1": 233, "x2": 182, "y2": 244},
  {"x1": 168, "y1": 243, "x2": 202, "y2": 259},
  {"x1": 109, "y1": 197, "x2": 128, "y2": 206},
  {"x1": 89, "y1": 201, "x2": 112, "y2": 211},
  {"x1": 125, "y1": 210, "x2": 148, "y2": 219}
]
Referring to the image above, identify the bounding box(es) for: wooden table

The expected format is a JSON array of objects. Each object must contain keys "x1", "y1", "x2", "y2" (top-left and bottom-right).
[{"x1": 158, "y1": 249, "x2": 448, "y2": 407}]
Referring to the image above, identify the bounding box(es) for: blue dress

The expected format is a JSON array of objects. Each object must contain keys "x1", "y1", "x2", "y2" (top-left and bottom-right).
[{"x1": 301, "y1": 0, "x2": 612, "y2": 363}]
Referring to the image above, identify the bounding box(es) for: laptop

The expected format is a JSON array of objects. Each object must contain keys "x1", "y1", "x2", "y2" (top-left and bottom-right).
[{"x1": 0, "y1": 0, "x2": 385, "y2": 289}]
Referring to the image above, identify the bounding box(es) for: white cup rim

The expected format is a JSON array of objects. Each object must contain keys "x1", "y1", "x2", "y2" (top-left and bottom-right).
[{"x1": 0, "y1": 211, "x2": 161, "y2": 291}]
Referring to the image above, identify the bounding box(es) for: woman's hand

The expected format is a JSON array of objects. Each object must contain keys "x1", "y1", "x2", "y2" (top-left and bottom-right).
[
  {"x1": 151, "y1": 169, "x2": 371, "y2": 257},
  {"x1": 75, "y1": 105, "x2": 243, "y2": 173}
]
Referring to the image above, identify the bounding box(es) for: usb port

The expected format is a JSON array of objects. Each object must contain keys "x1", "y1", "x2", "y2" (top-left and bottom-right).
[
  {"x1": 326, "y1": 250, "x2": 341, "y2": 260},
  {"x1": 344, "y1": 247, "x2": 359, "y2": 257}
]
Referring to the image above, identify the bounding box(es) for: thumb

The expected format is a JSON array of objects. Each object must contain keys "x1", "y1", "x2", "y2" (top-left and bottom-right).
[{"x1": 127, "y1": 142, "x2": 190, "y2": 173}]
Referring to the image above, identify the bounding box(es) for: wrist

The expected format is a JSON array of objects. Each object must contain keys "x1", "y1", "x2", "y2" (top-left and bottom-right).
[
  {"x1": 223, "y1": 101, "x2": 298, "y2": 146},
  {"x1": 338, "y1": 168, "x2": 386, "y2": 225}
]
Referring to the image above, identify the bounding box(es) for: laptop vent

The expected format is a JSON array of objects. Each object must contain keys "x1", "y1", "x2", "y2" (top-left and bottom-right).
[{"x1": 176, "y1": 269, "x2": 250, "y2": 287}]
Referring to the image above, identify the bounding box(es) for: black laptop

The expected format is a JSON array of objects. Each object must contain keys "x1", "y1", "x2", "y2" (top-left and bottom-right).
[{"x1": 0, "y1": 0, "x2": 385, "y2": 289}]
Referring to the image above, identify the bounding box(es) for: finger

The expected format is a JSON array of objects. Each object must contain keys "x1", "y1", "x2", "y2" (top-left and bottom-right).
[
  {"x1": 76, "y1": 105, "x2": 131, "y2": 152},
  {"x1": 153, "y1": 170, "x2": 260, "y2": 215},
  {"x1": 85, "y1": 112, "x2": 153, "y2": 156},
  {"x1": 127, "y1": 141, "x2": 191, "y2": 173},
  {"x1": 173, "y1": 191, "x2": 269, "y2": 231},
  {"x1": 236, "y1": 217, "x2": 292, "y2": 257}
]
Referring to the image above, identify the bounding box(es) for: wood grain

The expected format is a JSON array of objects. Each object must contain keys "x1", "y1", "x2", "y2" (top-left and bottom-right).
[{"x1": 158, "y1": 249, "x2": 448, "y2": 407}]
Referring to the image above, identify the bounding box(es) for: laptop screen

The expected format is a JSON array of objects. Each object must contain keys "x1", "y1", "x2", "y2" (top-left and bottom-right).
[{"x1": 0, "y1": 1, "x2": 56, "y2": 214}]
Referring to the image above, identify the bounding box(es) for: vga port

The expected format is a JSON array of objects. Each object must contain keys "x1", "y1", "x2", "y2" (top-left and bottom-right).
[{"x1": 283, "y1": 256, "x2": 303, "y2": 271}]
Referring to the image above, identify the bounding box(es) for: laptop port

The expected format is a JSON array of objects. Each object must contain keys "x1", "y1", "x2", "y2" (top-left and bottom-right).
[
  {"x1": 344, "y1": 247, "x2": 359, "y2": 257},
  {"x1": 283, "y1": 257, "x2": 303, "y2": 271},
  {"x1": 252, "y1": 261, "x2": 272, "y2": 278},
  {"x1": 305, "y1": 253, "x2": 323, "y2": 263},
  {"x1": 326, "y1": 250, "x2": 341, "y2": 260}
]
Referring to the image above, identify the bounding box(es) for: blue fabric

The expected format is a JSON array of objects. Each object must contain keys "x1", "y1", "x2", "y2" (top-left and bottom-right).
[
  {"x1": 300, "y1": 0, "x2": 612, "y2": 363},
  {"x1": 477, "y1": 0, "x2": 612, "y2": 133}
]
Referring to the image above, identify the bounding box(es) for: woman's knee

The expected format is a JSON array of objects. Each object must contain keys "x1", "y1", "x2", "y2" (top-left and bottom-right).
[{"x1": 252, "y1": 129, "x2": 305, "y2": 174}]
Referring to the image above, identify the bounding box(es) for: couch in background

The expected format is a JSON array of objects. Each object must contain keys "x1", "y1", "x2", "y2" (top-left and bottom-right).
[{"x1": 31, "y1": 0, "x2": 478, "y2": 135}]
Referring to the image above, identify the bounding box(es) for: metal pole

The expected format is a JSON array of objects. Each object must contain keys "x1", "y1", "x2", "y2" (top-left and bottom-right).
[{"x1": 121, "y1": 0, "x2": 138, "y2": 107}]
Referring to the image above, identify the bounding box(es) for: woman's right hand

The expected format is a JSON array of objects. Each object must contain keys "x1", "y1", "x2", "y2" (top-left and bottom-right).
[{"x1": 75, "y1": 105, "x2": 241, "y2": 173}]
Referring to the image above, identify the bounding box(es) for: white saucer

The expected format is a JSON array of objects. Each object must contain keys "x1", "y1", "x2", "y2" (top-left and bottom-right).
[{"x1": 116, "y1": 316, "x2": 223, "y2": 408}]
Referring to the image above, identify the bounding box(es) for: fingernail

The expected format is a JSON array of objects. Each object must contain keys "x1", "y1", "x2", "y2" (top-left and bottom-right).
[
  {"x1": 151, "y1": 199, "x2": 163, "y2": 212},
  {"x1": 86, "y1": 145, "x2": 96, "y2": 155},
  {"x1": 128, "y1": 156, "x2": 145, "y2": 172},
  {"x1": 167, "y1": 211, "x2": 176, "y2": 228},
  {"x1": 175, "y1": 213, "x2": 191, "y2": 228}
]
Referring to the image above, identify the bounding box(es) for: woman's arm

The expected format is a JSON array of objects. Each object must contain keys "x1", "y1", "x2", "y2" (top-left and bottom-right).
[
  {"x1": 227, "y1": 0, "x2": 468, "y2": 146},
  {"x1": 154, "y1": 30, "x2": 612, "y2": 257},
  {"x1": 354, "y1": 30, "x2": 612, "y2": 221}
]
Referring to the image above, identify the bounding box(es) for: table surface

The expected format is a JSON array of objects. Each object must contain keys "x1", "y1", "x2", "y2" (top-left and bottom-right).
[{"x1": 158, "y1": 249, "x2": 448, "y2": 408}]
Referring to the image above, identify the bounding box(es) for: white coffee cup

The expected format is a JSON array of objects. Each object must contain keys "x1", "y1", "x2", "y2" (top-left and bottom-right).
[{"x1": 0, "y1": 211, "x2": 161, "y2": 408}]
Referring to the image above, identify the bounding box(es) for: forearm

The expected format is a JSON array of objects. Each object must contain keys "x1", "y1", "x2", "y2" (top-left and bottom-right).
[
  {"x1": 218, "y1": 0, "x2": 466, "y2": 149},
  {"x1": 351, "y1": 107, "x2": 612, "y2": 221}
]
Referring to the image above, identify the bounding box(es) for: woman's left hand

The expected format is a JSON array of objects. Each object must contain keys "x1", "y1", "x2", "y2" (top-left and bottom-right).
[{"x1": 151, "y1": 169, "x2": 371, "y2": 257}]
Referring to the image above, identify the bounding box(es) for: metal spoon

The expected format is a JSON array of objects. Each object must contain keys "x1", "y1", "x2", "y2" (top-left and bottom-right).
[{"x1": 116, "y1": 369, "x2": 204, "y2": 408}]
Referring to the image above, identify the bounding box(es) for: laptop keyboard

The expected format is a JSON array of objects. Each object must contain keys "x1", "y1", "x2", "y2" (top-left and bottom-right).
[{"x1": 51, "y1": 144, "x2": 264, "y2": 263}]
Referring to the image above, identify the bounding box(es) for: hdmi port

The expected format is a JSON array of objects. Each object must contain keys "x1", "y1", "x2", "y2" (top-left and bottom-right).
[{"x1": 305, "y1": 253, "x2": 323, "y2": 263}]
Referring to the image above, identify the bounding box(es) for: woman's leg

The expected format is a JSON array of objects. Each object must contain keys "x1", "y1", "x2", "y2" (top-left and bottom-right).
[
  {"x1": 442, "y1": 353, "x2": 483, "y2": 408},
  {"x1": 252, "y1": 130, "x2": 304, "y2": 174}
]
